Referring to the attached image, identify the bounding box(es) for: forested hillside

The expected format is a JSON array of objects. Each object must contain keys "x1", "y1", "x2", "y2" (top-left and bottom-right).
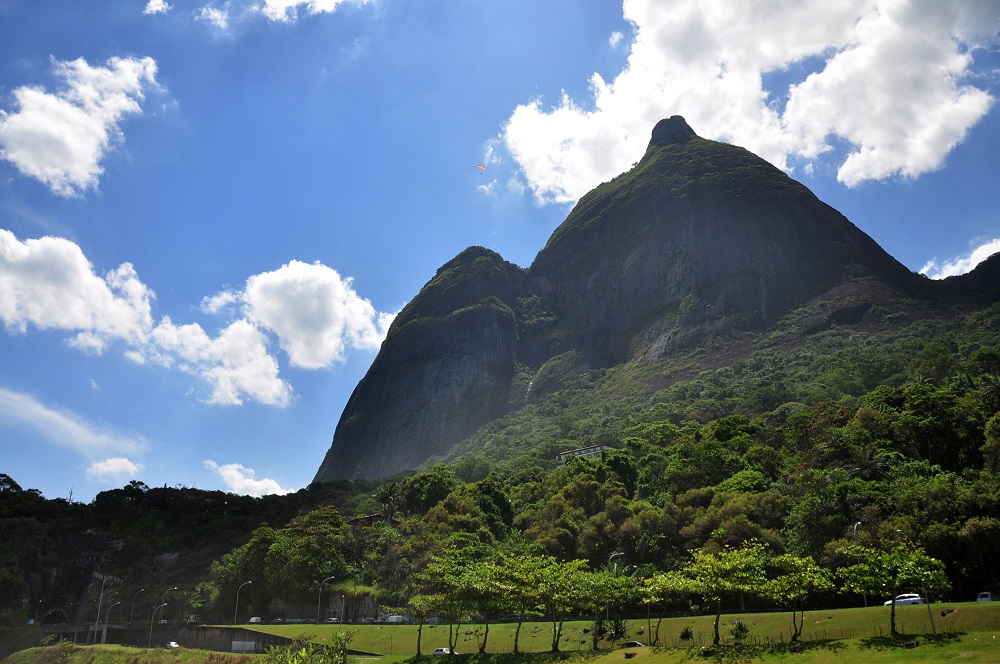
[{"x1": 3, "y1": 302, "x2": 998, "y2": 631}]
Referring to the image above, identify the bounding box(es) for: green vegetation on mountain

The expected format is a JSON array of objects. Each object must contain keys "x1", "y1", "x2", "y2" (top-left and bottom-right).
[{"x1": 3, "y1": 302, "x2": 1000, "y2": 651}]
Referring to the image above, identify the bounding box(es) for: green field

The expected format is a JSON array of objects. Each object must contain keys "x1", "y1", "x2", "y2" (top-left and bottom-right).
[
  {"x1": 5, "y1": 602, "x2": 1000, "y2": 664},
  {"x1": 250, "y1": 602, "x2": 1000, "y2": 655}
]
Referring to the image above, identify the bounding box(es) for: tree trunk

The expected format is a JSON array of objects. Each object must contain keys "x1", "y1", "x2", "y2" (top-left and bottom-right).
[
  {"x1": 713, "y1": 600, "x2": 722, "y2": 646},
  {"x1": 479, "y1": 620, "x2": 489, "y2": 653}
]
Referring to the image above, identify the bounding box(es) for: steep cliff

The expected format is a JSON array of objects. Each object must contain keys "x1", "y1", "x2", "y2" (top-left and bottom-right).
[
  {"x1": 313, "y1": 117, "x2": 938, "y2": 483},
  {"x1": 313, "y1": 247, "x2": 527, "y2": 481}
]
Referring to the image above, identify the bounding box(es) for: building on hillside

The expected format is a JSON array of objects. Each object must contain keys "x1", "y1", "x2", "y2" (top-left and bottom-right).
[{"x1": 555, "y1": 444, "x2": 611, "y2": 463}]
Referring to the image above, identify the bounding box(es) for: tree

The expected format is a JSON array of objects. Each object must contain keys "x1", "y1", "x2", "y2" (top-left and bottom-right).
[
  {"x1": 674, "y1": 541, "x2": 769, "y2": 645},
  {"x1": 836, "y1": 542, "x2": 951, "y2": 636},
  {"x1": 372, "y1": 481, "x2": 400, "y2": 524},
  {"x1": 643, "y1": 570, "x2": 692, "y2": 646},
  {"x1": 765, "y1": 553, "x2": 833, "y2": 641}
]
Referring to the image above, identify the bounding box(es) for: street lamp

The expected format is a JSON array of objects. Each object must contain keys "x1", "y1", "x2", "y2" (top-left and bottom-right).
[
  {"x1": 130, "y1": 588, "x2": 145, "y2": 623},
  {"x1": 160, "y1": 587, "x2": 177, "y2": 623},
  {"x1": 606, "y1": 552, "x2": 624, "y2": 620},
  {"x1": 853, "y1": 521, "x2": 862, "y2": 538},
  {"x1": 91, "y1": 575, "x2": 115, "y2": 644},
  {"x1": 100, "y1": 601, "x2": 121, "y2": 644},
  {"x1": 316, "y1": 576, "x2": 336, "y2": 625},
  {"x1": 148, "y1": 602, "x2": 167, "y2": 648},
  {"x1": 234, "y1": 581, "x2": 252, "y2": 625}
]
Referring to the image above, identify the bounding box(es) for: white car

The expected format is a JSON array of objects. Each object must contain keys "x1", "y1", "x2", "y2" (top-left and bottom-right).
[
  {"x1": 977, "y1": 591, "x2": 995, "y2": 602},
  {"x1": 432, "y1": 648, "x2": 455, "y2": 655},
  {"x1": 166, "y1": 642, "x2": 180, "y2": 649},
  {"x1": 884, "y1": 593, "x2": 923, "y2": 606}
]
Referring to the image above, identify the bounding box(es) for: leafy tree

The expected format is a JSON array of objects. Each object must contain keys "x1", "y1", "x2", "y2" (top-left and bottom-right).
[
  {"x1": 765, "y1": 553, "x2": 833, "y2": 641},
  {"x1": 401, "y1": 464, "x2": 457, "y2": 515},
  {"x1": 643, "y1": 570, "x2": 691, "y2": 646},
  {"x1": 674, "y1": 540, "x2": 769, "y2": 645},
  {"x1": 265, "y1": 506, "x2": 352, "y2": 603},
  {"x1": 836, "y1": 543, "x2": 951, "y2": 636}
]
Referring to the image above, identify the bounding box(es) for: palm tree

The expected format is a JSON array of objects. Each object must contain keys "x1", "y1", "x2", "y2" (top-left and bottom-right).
[{"x1": 373, "y1": 481, "x2": 399, "y2": 524}]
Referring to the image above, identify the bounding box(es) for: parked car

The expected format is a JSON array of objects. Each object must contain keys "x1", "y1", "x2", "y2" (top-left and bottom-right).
[
  {"x1": 386, "y1": 615, "x2": 407, "y2": 623},
  {"x1": 249, "y1": 617, "x2": 262, "y2": 623},
  {"x1": 324, "y1": 617, "x2": 340, "y2": 623},
  {"x1": 621, "y1": 641, "x2": 647, "y2": 648},
  {"x1": 432, "y1": 648, "x2": 455, "y2": 655},
  {"x1": 884, "y1": 593, "x2": 924, "y2": 605},
  {"x1": 977, "y1": 591, "x2": 995, "y2": 602},
  {"x1": 165, "y1": 642, "x2": 180, "y2": 649}
]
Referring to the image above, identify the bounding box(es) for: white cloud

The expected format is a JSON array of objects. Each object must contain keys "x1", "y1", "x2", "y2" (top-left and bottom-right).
[
  {"x1": 0, "y1": 388, "x2": 147, "y2": 458},
  {"x1": 150, "y1": 317, "x2": 292, "y2": 406},
  {"x1": 1, "y1": 229, "x2": 391, "y2": 407},
  {"x1": 204, "y1": 459, "x2": 293, "y2": 496},
  {"x1": 609, "y1": 31, "x2": 624, "y2": 49},
  {"x1": 87, "y1": 457, "x2": 143, "y2": 480},
  {"x1": 143, "y1": 0, "x2": 172, "y2": 15},
  {"x1": 501, "y1": 0, "x2": 998, "y2": 204},
  {"x1": 0, "y1": 230, "x2": 154, "y2": 350},
  {"x1": 242, "y1": 260, "x2": 394, "y2": 369},
  {"x1": 200, "y1": 289, "x2": 238, "y2": 314},
  {"x1": 196, "y1": 5, "x2": 231, "y2": 30},
  {"x1": 0, "y1": 56, "x2": 159, "y2": 197},
  {"x1": 921, "y1": 238, "x2": 1000, "y2": 279},
  {"x1": 258, "y1": 0, "x2": 369, "y2": 23}
]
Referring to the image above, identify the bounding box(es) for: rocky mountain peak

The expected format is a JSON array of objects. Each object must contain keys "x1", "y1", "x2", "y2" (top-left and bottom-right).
[
  {"x1": 312, "y1": 118, "x2": 932, "y2": 484},
  {"x1": 646, "y1": 115, "x2": 697, "y2": 150}
]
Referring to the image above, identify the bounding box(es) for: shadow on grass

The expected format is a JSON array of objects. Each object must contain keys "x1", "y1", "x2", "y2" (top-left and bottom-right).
[
  {"x1": 658, "y1": 640, "x2": 848, "y2": 663},
  {"x1": 858, "y1": 632, "x2": 964, "y2": 651}
]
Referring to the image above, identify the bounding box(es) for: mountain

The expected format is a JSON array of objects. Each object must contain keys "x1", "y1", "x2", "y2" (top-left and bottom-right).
[{"x1": 312, "y1": 116, "x2": 974, "y2": 483}]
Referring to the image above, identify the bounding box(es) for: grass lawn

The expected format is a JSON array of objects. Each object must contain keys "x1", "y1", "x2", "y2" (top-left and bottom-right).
[
  {"x1": 251, "y1": 601, "x2": 1000, "y2": 655},
  {"x1": 5, "y1": 603, "x2": 998, "y2": 664}
]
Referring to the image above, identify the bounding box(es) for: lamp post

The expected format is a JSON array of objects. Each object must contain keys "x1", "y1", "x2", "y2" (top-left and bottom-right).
[
  {"x1": 148, "y1": 603, "x2": 167, "y2": 648},
  {"x1": 234, "y1": 581, "x2": 252, "y2": 625},
  {"x1": 160, "y1": 587, "x2": 177, "y2": 623},
  {"x1": 91, "y1": 574, "x2": 114, "y2": 644},
  {"x1": 100, "y1": 601, "x2": 121, "y2": 644},
  {"x1": 606, "y1": 552, "x2": 624, "y2": 621},
  {"x1": 130, "y1": 588, "x2": 145, "y2": 623},
  {"x1": 316, "y1": 576, "x2": 336, "y2": 625},
  {"x1": 853, "y1": 521, "x2": 861, "y2": 538}
]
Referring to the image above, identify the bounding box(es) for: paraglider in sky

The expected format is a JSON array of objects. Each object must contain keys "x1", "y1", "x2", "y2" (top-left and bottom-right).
[{"x1": 476, "y1": 164, "x2": 487, "y2": 173}]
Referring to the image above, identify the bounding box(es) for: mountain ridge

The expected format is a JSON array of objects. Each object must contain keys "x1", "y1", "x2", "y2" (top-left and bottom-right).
[{"x1": 313, "y1": 116, "x2": 988, "y2": 484}]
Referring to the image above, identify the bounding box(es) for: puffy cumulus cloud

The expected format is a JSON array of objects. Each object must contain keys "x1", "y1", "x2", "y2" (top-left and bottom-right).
[
  {"x1": 258, "y1": 0, "x2": 370, "y2": 22},
  {"x1": 0, "y1": 230, "x2": 154, "y2": 351},
  {"x1": 0, "y1": 56, "x2": 160, "y2": 197},
  {"x1": 87, "y1": 457, "x2": 143, "y2": 480},
  {"x1": 501, "y1": 0, "x2": 998, "y2": 204},
  {"x1": 204, "y1": 460, "x2": 293, "y2": 496},
  {"x1": 921, "y1": 238, "x2": 1000, "y2": 279},
  {"x1": 242, "y1": 260, "x2": 395, "y2": 369},
  {"x1": 150, "y1": 317, "x2": 292, "y2": 406},
  {"x1": 143, "y1": 0, "x2": 172, "y2": 15},
  {"x1": 0, "y1": 388, "x2": 147, "y2": 458},
  {"x1": 1, "y1": 230, "x2": 391, "y2": 407}
]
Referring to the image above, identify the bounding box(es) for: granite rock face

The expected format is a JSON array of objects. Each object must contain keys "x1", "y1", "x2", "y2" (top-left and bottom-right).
[{"x1": 312, "y1": 118, "x2": 927, "y2": 483}]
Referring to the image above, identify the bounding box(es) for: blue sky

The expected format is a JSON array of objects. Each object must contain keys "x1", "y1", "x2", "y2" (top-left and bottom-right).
[{"x1": 2, "y1": 0, "x2": 999, "y2": 502}]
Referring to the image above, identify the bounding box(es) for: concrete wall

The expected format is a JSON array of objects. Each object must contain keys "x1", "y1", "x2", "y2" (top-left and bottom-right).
[{"x1": 44, "y1": 623, "x2": 292, "y2": 654}]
